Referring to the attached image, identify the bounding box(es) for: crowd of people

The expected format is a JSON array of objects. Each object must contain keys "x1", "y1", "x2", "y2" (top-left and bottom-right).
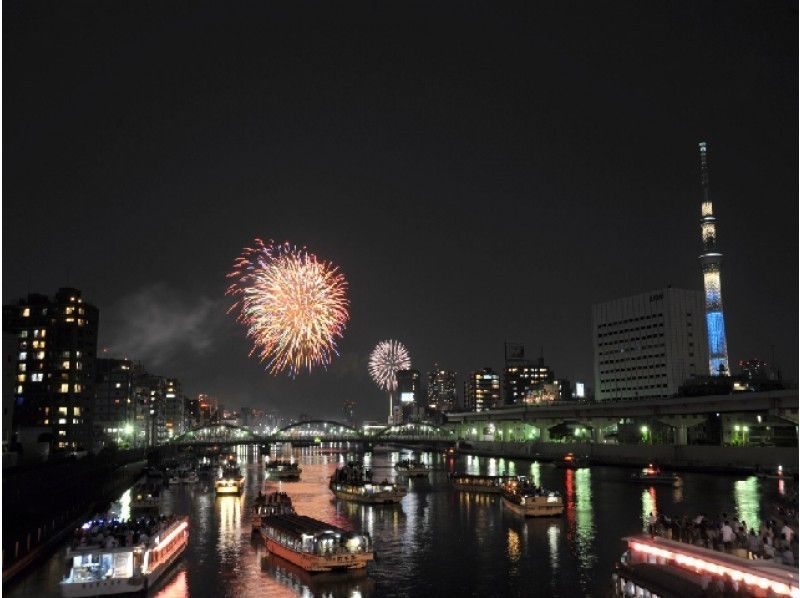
[
  {"x1": 646, "y1": 510, "x2": 797, "y2": 566},
  {"x1": 71, "y1": 514, "x2": 176, "y2": 550}
]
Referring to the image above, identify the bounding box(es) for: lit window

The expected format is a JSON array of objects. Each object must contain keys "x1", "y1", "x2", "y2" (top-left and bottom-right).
[
  {"x1": 18, "y1": 352, "x2": 27, "y2": 361},
  {"x1": 73, "y1": 418, "x2": 80, "y2": 424},
  {"x1": 65, "y1": 318, "x2": 75, "y2": 323},
  {"x1": 60, "y1": 384, "x2": 69, "y2": 393},
  {"x1": 58, "y1": 430, "x2": 66, "y2": 437},
  {"x1": 17, "y1": 374, "x2": 26, "y2": 382},
  {"x1": 74, "y1": 384, "x2": 82, "y2": 392},
  {"x1": 78, "y1": 308, "x2": 85, "y2": 315},
  {"x1": 73, "y1": 407, "x2": 81, "y2": 416},
  {"x1": 65, "y1": 307, "x2": 74, "y2": 315},
  {"x1": 43, "y1": 419, "x2": 49, "y2": 425},
  {"x1": 62, "y1": 361, "x2": 70, "y2": 370},
  {"x1": 75, "y1": 362, "x2": 83, "y2": 370},
  {"x1": 22, "y1": 308, "x2": 30, "y2": 317},
  {"x1": 18, "y1": 363, "x2": 26, "y2": 372},
  {"x1": 16, "y1": 385, "x2": 23, "y2": 394},
  {"x1": 77, "y1": 319, "x2": 85, "y2": 326},
  {"x1": 115, "y1": 382, "x2": 122, "y2": 389},
  {"x1": 19, "y1": 331, "x2": 28, "y2": 338},
  {"x1": 76, "y1": 351, "x2": 82, "y2": 357},
  {"x1": 32, "y1": 373, "x2": 43, "y2": 382},
  {"x1": 58, "y1": 407, "x2": 68, "y2": 415},
  {"x1": 58, "y1": 418, "x2": 67, "y2": 424},
  {"x1": 40, "y1": 330, "x2": 46, "y2": 338},
  {"x1": 35, "y1": 351, "x2": 45, "y2": 360}
]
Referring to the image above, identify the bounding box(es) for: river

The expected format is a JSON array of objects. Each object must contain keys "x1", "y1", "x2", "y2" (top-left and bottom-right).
[{"x1": 5, "y1": 446, "x2": 792, "y2": 597}]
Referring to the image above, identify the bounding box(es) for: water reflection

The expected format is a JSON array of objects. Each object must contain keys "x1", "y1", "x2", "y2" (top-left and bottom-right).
[
  {"x1": 217, "y1": 495, "x2": 243, "y2": 563},
  {"x1": 734, "y1": 476, "x2": 759, "y2": 528},
  {"x1": 529, "y1": 461, "x2": 541, "y2": 487},
  {"x1": 507, "y1": 528, "x2": 521, "y2": 563},
  {"x1": 641, "y1": 487, "x2": 657, "y2": 530},
  {"x1": 547, "y1": 523, "x2": 560, "y2": 573}
]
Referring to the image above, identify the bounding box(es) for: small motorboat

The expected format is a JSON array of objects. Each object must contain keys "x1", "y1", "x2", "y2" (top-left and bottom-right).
[
  {"x1": 555, "y1": 453, "x2": 589, "y2": 469},
  {"x1": 630, "y1": 464, "x2": 683, "y2": 487}
]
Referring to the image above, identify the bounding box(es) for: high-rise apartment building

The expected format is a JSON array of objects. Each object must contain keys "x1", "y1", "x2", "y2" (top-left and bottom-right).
[
  {"x1": 592, "y1": 288, "x2": 708, "y2": 401},
  {"x1": 3, "y1": 288, "x2": 99, "y2": 449},
  {"x1": 426, "y1": 364, "x2": 456, "y2": 412},
  {"x1": 396, "y1": 369, "x2": 422, "y2": 405},
  {"x1": 698, "y1": 142, "x2": 730, "y2": 376},
  {"x1": 94, "y1": 358, "x2": 142, "y2": 447},
  {"x1": 464, "y1": 368, "x2": 501, "y2": 412},
  {"x1": 503, "y1": 343, "x2": 555, "y2": 405}
]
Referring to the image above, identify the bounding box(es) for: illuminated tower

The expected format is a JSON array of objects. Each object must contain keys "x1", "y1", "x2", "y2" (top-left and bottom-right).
[{"x1": 698, "y1": 142, "x2": 729, "y2": 375}]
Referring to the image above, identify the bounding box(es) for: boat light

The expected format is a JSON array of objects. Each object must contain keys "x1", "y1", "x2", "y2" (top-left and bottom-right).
[
  {"x1": 154, "y1": 521, "x2": 188, "y2": 551},
  {"x1": 630, "y1": 541, "x2": 798, "y2": 596}
]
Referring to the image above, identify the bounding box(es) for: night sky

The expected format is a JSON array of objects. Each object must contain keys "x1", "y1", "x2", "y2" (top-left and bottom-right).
[{"x1": 4, "y1": 1, "x2": 797, "y2": 421}]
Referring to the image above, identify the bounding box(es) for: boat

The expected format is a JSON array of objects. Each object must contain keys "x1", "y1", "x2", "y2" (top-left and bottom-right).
[
  {"x1": 251, "y1": 491, "x2": 296, "y2": 533},
  {"x1": 450, "y1": 473, "x2": 513, "y2": 493},
  {"x1": 261, "y1": 513, "x2": 373, "y2": 572},
  {"x1": 131, "y1": 484, "x2": 162, "y2": 518},
  {"x1": 264, "y1": 458, "x2": 302, "y2": 481},
  {"x1": 630, "y1": 464, "x2": 683, "y2": 487},
  {"x1": 612, "y1": 534, "x2": 800, "y2": 598},
  {"x1": 329, "y1": 463, "x2": 407, "y2": 504},
  {"x1": 554, "y1": 453, "x2": 589, "y2": 469},
  {"x1": 394, "y1": 459, "x2": 430, "y2": 477},
  {"x1": 443, "y1": 447, "x2": 457, "y2": 457},
  {"x1": 501, "y1": 477, "x2": 564, "y2": 517},
  {"x1": 60, "y1": 516, "x2": 188, "y2": 597},
  {"x1": 215, "y1": 465, "x2": 245, "y2": 496}
]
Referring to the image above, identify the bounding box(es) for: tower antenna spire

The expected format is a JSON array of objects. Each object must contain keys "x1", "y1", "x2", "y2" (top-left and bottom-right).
[{"x1": 698, "y1": 141, "x2": 729, "y2": 376}]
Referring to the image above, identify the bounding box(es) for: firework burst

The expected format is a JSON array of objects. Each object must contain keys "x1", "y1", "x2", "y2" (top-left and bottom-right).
[
  {"x1": 368, "y1": 340, "x2": 411, "y2": 392},
  {"x1": 226, "y1": 239, "x2": 350, "y2": 376}
]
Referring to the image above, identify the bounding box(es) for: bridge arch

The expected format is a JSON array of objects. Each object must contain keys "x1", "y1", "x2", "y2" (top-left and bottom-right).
[{"x1": 172, "y1": 423, "x2": 261, "y2": 443}]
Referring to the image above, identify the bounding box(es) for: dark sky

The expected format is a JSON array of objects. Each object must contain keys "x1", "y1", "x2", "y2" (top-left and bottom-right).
[{"x1": 4, "y1": 1, "x2": 798, "y2": 421}]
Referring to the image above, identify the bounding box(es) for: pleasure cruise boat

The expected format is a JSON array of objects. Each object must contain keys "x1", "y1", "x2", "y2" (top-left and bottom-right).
[
  {"x1": 261, "y1": 514, "x2": 373, "y2": 572},
  {"x1": 60, "y1": 517, "x2": 188, "y2": 597},
  {"x1": 329, "y1": 463, "x2": 406, "y2": 504},
  {"x1": 501, "y1": 477, "x2": 564, "y2": 517}
]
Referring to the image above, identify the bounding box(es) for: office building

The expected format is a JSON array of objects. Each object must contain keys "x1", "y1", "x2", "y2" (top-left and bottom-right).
[
  {"x1": 698, "y1": 142, "x2": 730, "y2": 375},
  {"x1": 593, "y1": 288, "x2": 708, "y2": 401},
  {"x1": 426, "y1": 364, "x2": 456, "y2": 412},
  {"x1": 464, "y1": 368, "x2": 501, "y2": 412},
  {"x1": 3, "y1": 287, "x2": 99, "y2": 449}
]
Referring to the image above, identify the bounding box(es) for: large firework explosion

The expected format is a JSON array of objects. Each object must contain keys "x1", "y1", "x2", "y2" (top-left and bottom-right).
[
  {"x1": 368, "y1": 340, "x2": 411, "y2": 392},
  {"x1": 226, "y1": 239, "x2": 349, "y2": 376}
]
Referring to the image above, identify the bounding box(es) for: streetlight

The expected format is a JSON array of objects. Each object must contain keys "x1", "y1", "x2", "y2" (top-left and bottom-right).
[{"x1": 640, "y1": 425, "x2": 650, "y2": 444}]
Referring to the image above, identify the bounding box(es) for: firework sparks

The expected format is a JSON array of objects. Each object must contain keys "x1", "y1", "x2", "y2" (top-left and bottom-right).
[
  {"x1": 368, "y1": 340, "x2": 411, "y2": 392},
  {"x1": 226, "y1": 239, "x2": 350, "y2": 376}
]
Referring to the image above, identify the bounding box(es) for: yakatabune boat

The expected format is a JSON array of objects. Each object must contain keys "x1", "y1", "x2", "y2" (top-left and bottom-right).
[
  {"x1": 251, "y1": 491, "x2": 296, "y2": 533},
  {"x1": 450, "y1": 473, "x2": 514, "y2": 493},
  {"x1": 261, "y1": 514, "x2": 373, "y2": 572},
  {"x1": 264, "y1": 459, "x2": 302, "y2": 481},
  {"x1": 501, "y1": 477, "x2": 564, "y2": 517},
  {"x1": 329, "y1": 463, "x2": 406, "y2": 504}
]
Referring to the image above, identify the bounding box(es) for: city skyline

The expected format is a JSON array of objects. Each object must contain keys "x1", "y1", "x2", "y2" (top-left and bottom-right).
[{"x1": 4, "y1": 2, "x2": 797, "y2": 421}]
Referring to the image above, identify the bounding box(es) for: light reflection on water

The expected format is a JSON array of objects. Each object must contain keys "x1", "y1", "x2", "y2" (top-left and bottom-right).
[{"x1": 4, "y1": 446, "x2": 793, "y2": 598}]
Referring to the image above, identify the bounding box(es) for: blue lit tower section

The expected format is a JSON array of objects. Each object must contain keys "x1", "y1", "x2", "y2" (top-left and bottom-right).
[{"x1": 698, "y1": 142, "x2": 729, "y2": 375}]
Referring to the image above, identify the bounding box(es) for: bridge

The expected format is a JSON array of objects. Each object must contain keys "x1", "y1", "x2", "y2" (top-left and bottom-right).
[
  {"x1": 170, "y1": 420, "x2": 455, "y2": 448},
  {"x1": 445, "y1": 389, "x2": 798, "y2": 446}
]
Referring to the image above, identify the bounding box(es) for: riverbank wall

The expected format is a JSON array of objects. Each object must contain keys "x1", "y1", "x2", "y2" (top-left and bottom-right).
[
  {"x1": 458, "y1": 440, "x2": 797, "y2": 474},
  {"x1": 2, "y1": 450, "x2": 147, "y2": 586}
]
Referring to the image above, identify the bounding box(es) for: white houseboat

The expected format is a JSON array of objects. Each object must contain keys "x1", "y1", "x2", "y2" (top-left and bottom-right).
[{"x1": 60, "y1": 517, "x2": 188, "y2": 597}]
